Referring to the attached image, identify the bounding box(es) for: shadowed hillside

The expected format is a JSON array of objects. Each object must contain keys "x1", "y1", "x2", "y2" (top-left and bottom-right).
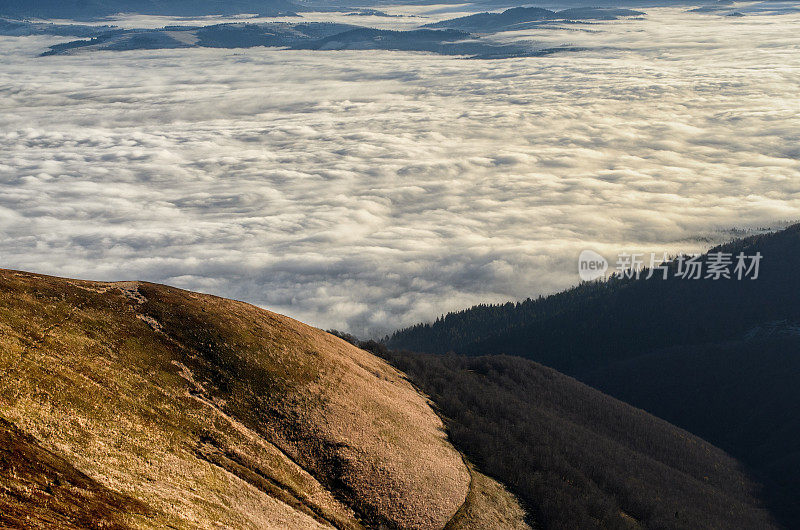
[
  {"x1": 382, "y1": 352, "x2": 778, "y2": 530},
  {"x1": 583, "y1": 336, "x2": 800, "y2": 527},
  {"x1": 387, "y1": 223, "x2": 800, "y2": 526},
  {"x1": 0, "y1": 269, "x2": 528, "y2": 529}
]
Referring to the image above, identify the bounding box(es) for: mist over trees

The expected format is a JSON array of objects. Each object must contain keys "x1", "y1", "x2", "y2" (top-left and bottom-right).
[
  {"x1": 384, "y1": 224, "x2": 800, "y2": 526},
  {"x1": 387, "y1": 225, "x2": 800, "y2": 374}
]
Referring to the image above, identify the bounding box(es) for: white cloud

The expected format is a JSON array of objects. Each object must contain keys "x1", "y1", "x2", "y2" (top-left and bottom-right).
[{"x1": 1, "y1": 8, "x2": 799, "y2": 336}]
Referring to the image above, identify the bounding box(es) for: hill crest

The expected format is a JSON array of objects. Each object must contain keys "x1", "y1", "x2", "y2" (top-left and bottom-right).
[{"x1": 0, "y1": 269, "x2": 527, "y2": 529}]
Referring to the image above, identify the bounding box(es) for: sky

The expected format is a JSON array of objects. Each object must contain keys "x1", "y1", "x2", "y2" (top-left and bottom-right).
[{"x1": 1, "y1": 6, "x2": 799, "y2": 336}]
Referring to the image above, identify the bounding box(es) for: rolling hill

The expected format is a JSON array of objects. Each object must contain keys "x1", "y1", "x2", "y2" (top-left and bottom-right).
[{"x1": 0, "y1": 269, "x2": 528, "y2": 529}]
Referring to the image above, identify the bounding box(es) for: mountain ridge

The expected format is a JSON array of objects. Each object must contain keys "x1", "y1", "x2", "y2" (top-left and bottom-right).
[
  {"x1": 0, "y1": 0, "x2": 302, "y2": 19},
  {"x1": 387, "y1": 224, "x2": 800, "y2": 370},
  {"x1": 423, "y1": 6, "x2": 644, "y2": 32},
  {"x1": 0, "y1": 268, "x2": 529, "y2": 529}
]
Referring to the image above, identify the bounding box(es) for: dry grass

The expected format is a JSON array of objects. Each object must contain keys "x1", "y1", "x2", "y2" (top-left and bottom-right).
[
  {"x1": 0, "y1": 269, "x2": 529, "y2": 529},
  {"x1": 445, "y1": 464, "x2": 531, "y2": 530}
]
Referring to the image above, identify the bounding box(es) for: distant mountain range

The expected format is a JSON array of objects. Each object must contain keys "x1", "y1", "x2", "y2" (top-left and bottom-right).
[
  {"x1": 387, "y1": 223, "x2": 800, "y2": 526},
  {"x1": 0, "y1": 0, "x2": 302, "y2": 19},
  {"x1": 424, "y1": 6, "x2": 644, "y2": 32},
  {"x1": 0, "y1": 17, "x2": 116, "y2": 36},
  {"x1": 1, "y1": 19, "x2": 587, "y2": 59},
  {"x1": 0, "y1": 3, "x2": 650, "y2": 59}
]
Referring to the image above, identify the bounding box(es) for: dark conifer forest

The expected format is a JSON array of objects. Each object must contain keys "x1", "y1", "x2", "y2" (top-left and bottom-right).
[{"x1": 384, "y1": 224, "x2": 800, "y2": 527}]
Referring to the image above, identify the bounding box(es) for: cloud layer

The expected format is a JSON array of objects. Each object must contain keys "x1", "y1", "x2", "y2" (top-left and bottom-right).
[{"x1": 1, "y1": 8, "x2": 799, "y2": 336}]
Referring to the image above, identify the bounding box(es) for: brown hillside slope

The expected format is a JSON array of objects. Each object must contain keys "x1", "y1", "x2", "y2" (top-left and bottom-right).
[{"x1": 0, "y1": 269, "x2": 528, "y2": 529}]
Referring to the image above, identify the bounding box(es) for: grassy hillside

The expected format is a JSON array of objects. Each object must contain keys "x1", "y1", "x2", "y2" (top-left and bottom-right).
[
  {"x1": 0, "y1": 417, "x2": 152, "y2": 529},
  {"x1": 0, "y1": 269, "x2": 528, "y2": 529},
  {"x1": 383, "y1": 352, "x2": 778, "y2": 530}
]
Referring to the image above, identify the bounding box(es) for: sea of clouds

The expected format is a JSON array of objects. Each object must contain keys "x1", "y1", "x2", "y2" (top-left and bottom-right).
[{"x1": 1, "y1": 7, "x2": 799, "y2": 336}]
